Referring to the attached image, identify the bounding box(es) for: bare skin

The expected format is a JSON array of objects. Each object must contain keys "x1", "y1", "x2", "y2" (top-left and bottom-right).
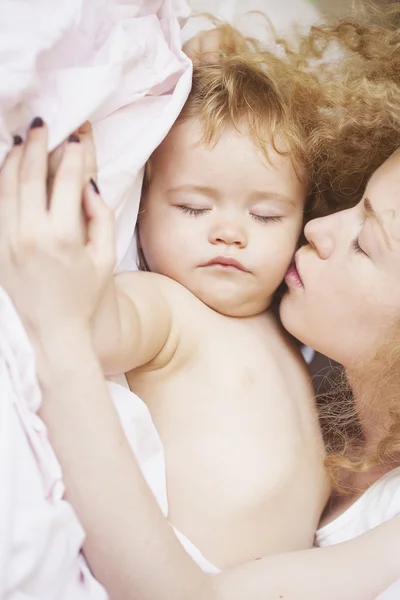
[
  {"x1": 43, "y1": 108, "x2": 329, "y2": 567},
  {"x1": 120, "y1": 273, "x2": 327, "y2": 567},
  {"x1": 85, "y1": 116, "x2": 330, "y2": 568},
  {"x1": 282, "y1": 149, "x2": 400, "y2": 530},
  {"x1": 3, "y1": 124, "x2": 400, "y2": 600}
]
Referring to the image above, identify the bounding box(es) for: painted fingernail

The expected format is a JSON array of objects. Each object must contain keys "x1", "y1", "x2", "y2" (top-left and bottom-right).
[
  {"x1": 30, "y1": 117, "x2": 44, "y2": 128},
  {"x1": 68, "y1": 134, "x2": 80, "y2": 143},
  {"x1": 90, "y1": 178, "x2": 100, "y2": 194},
  {"x1": 13, "y1": 135, "x2": 23, "y2": 146}
]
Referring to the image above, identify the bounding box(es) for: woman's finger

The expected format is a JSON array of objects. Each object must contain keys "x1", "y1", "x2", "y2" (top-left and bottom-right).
[
  {"x1": 47, "y1": 140, "x2": 66, "y2": 198},
  {"x1": 19, "y1": 118, "x2": 48, "y2": 229},
  {"x1": 84, "y1": 180, "x2": 116, "y2": 273},
  {"x1": 50, "y1": 134, "x2": 85, "y2": 240},
  {"x1": 47, "y1": 122, "x2": 97, "y2": 198},
  {"x1": 78, "y1": 122, "x2": 98, "y2": 185},
  {"x1": 0, "y1": 137, "x2": 24, "y2": 236}
]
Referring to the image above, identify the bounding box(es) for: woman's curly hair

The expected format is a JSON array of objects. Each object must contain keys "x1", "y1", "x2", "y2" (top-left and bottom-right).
[
  {"x1": 298, "y1": 3, "x2": 400, "y2": 212},
  {"x1": 289, "y1": 3, "x2": 400, "y2": 489}
]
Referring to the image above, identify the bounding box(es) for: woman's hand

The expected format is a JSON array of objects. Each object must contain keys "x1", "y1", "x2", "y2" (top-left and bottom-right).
[
  {"x1": 0, "y1": 119, "x2": 115, "y2": 339},
  {"x1": 48, "y1": 121, "x2": 98, "y2": 196}
]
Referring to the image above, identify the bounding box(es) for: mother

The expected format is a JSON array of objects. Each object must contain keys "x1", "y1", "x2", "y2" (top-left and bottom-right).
[{"x1": 4, "y1": 7, "x2": 400, "y2": 600}]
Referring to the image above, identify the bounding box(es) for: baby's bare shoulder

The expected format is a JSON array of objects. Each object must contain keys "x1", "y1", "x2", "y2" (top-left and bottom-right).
[
  {"x1": 115, "y1": 270, "x2": 218, "y2": 345},
  {"x1": 117, "y1": 271, "x2": 189, "y2": 295}
]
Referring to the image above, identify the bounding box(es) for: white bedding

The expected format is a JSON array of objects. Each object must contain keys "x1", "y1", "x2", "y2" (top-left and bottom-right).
[
  {"x1": 0, "y1": 1, "x2": 321, "y2": 597},
  {"x1": 0, "y1": 0, "x2": 193, "y2": 269},
  {"x1": 0, "y1": 0, "x2": 320, "y2": 273},
  {"x1": 0, "y1": 2, "x2": 192, "y2": 598}
]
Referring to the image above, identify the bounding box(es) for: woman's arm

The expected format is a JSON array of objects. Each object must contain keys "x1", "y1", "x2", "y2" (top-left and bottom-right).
[{"x1": 36, "y1": 330, "x2": 400, "y2": 600}]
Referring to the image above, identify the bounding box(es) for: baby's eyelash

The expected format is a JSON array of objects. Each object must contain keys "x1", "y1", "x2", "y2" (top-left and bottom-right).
[
  {"x1": 351, "y1": 237, "x2": 367, "y2": 255},
  {"x1": 177, "y1": 206, "x2": 209, "y2": 216},
  {"x1": 176, "y1": 206, "x2": 282, "y2": 223},
  {"x1": 251, "y1": 215, "x2": 282, "y2": 224}
]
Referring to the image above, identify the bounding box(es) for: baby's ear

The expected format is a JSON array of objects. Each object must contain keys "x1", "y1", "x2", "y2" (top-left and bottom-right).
[
  {"x1": 183, "y1": 25, "x2": 248, "y2": 65},
  {"x1": 182, "y1": 28, "x2": 224, "y2": 65}
]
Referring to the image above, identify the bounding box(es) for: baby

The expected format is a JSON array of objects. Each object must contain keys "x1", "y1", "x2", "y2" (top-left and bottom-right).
[{"x1": 92, "y1": 37, "x2": 329, "y2": 571}]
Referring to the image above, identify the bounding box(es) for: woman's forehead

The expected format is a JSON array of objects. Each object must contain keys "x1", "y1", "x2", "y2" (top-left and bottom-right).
[{"x1": 365, "y1": 151, "x2": 400, "y2": 213}]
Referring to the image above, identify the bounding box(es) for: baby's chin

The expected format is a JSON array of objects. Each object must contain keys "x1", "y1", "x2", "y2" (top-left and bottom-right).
[
  {"x1": 155, "y1": 269, "x2": 274, "y2": 317},
  {"x1": 197, "y1": 290, "x2": 272, "y2": 318}
]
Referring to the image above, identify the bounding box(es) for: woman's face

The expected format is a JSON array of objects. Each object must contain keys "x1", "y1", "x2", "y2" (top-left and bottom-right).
[{"x1": 280, "y1": 149, "x2": 400, "y2": 367}]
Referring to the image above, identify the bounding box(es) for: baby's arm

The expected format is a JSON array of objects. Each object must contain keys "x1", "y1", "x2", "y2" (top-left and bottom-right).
[
  {"x1": 48, "y1": 123, "x2": 176, "y2": 378},
  {"x1": 90, "y1": 271, "x2": 177, "y2": 375},
  {"x1": 39, "y1": 332, "x2": 400, "y2": 600}
]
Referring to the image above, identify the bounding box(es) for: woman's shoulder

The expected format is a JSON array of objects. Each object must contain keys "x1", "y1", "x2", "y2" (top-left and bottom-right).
[{"x1": 316, "y1": 466, "x2": 400, "y2": 548}]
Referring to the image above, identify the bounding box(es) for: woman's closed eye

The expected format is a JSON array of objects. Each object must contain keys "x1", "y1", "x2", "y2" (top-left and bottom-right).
[
  {"x1": 177, "y1": 205, "x2": 210, "y2": 217},
  {"x1": 351, "y1": 237, "x2": 369, "y2": 256}
]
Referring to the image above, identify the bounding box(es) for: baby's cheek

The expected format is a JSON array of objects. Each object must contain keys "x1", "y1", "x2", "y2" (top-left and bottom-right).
[
  {"x1": 259, "y1": 260, "x2": 288, "y2": 294},
  {"x1": 141, "y1": 231, "x2": 176, "y2": 274}
]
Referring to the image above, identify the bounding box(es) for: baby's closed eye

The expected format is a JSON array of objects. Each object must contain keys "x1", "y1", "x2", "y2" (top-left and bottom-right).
[{"x1": 176, "y1": 205, "x2": 211, "y2": 217}]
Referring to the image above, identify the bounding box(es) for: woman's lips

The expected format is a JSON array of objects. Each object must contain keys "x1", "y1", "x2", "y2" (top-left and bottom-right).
[{"x1": 285, "y1": 256, "x2": 303, "y2": 289}]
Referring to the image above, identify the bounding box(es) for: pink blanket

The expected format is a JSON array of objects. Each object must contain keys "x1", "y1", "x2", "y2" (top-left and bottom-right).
[
  {"x1": 0, "y1": 1, "x2": 191, "y2": 598},
  {"x1": 0, "y1": 0, "x2": 192, "y2": 269}
]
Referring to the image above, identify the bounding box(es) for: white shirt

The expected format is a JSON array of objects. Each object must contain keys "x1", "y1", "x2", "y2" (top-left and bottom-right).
[{"x1": 316, "y1": 467, "x2": 400, "y2": 599}]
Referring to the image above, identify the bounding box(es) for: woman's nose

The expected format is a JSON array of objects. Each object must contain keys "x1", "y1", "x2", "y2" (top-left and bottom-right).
[{"x1": 304, "y1": 215, "x2": 335, "y2": 259}]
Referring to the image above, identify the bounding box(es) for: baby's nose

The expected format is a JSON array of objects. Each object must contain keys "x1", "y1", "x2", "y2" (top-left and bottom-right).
[{"x1": 210, "y1": 222, "x2": 247, "y2": 247}]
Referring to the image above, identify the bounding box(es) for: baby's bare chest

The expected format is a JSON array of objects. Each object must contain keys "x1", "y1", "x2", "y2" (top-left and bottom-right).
[
  {"x1": 128, "y1": 317, "x2": 320, "y2": 489},
  {"x1": 126, "y1": 318, "x2": 327, "y2": 565}
]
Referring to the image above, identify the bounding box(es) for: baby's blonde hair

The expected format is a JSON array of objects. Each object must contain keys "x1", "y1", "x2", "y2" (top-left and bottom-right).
[{"x1": 137, "y1": 23, "x2": 322, "y2": 270}]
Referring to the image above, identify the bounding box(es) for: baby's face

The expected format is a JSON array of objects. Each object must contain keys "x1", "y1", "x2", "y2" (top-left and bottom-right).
[{"x1": 139, "y1": 119, "x2": 307, "y2": 317}]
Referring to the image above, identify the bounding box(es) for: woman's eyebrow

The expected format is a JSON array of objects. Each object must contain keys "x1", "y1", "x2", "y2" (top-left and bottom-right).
[{"x1": 364, "y1": 197, "x2": 392, "y2": 249}]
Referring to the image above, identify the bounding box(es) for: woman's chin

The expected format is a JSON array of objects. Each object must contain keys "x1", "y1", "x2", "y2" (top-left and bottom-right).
[
  {"x1": 279, "y1": 290, "x2": 295, "y2": 327},
  {"x1": 279, "y1": 291, "x2": 309, "y2": 345}
]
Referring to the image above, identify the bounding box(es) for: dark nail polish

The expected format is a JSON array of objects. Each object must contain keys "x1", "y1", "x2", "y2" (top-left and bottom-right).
[
  {"x1": 13, "y1": 135, "x2": 23, "y2": 146},
  {"x1": 30, "y1": 117, "x2": 44, "y2": 128},
  {"x1": 68, "y1": 134, "x2": 80, "y2": 143},
  {"x1": 90, "y1": 178, "x2": 100, "y2": 194}
]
